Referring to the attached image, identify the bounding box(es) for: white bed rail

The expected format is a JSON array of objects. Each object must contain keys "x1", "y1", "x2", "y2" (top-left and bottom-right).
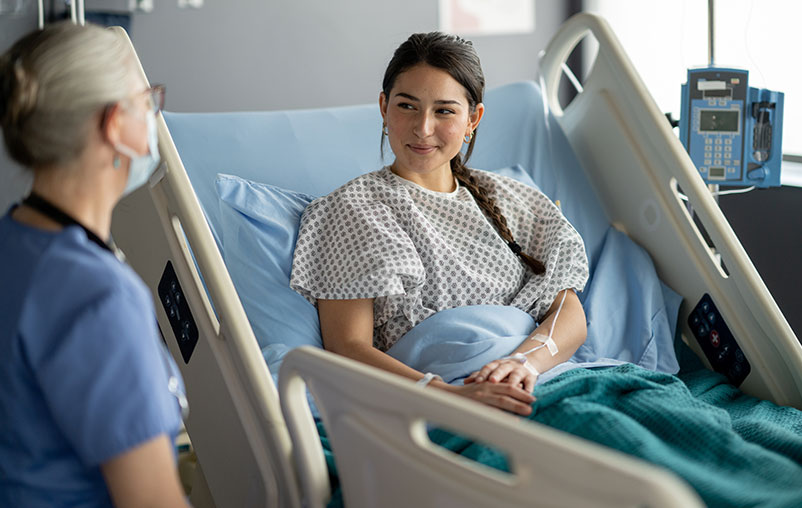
[
  {"x1": 539, "y1": 13, "x2": 802, "y2": 408},
  {"x1": 279, "y1": 346, "x2": 704, "y2": 508},
  {"x1": 109, "y1": 28, "x2": 302, "y2": 508}
]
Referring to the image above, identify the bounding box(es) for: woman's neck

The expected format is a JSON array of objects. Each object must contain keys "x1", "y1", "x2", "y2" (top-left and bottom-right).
[{"x1": 389, "y1": 162, "x2": 457, "y2": 193}]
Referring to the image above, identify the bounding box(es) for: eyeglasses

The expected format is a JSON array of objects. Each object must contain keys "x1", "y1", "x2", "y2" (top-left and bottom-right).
[{"x1": 145, "y1": 84, "x2": 166, "y2": 115}]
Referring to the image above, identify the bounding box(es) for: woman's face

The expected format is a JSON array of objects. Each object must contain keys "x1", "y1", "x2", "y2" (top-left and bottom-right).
[{"x1": 380, "y1": 64, "x2": 483, "y2": 179}]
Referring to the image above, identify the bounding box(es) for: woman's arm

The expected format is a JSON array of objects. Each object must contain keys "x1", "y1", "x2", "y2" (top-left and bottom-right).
[
  {"x1": 318, "y1": 298, "x2": 535, "y2": 415},
  {"x1": 465, "y1": 289, "x2": 586, "y2": 392},
  {"x1": 318, "y1": 298, "x2": 425, "y2": 380},
  {"x1": 101, "y1": 434, "x2": 188, "y2": 508}
]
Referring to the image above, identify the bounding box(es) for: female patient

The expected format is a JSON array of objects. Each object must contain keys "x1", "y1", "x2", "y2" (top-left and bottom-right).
[
  {"x1": 0, "y1": 23, "x2": 187, "y2": 507},
  {"x1": 291, "y1": 32, "x2": 588, "y2": 416}
]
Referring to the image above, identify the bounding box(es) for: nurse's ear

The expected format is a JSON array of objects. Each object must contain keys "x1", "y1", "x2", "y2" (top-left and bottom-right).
[{"x1": 100, "y1": 103, "x2": 125, "y2": 149}]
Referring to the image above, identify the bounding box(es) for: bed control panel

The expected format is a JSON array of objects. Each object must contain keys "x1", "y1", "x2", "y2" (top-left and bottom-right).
[
  {"x1": 688, "y1": 293, "x2": 750, "y2": 386},
  {"x1": 158, "y1": 261, "x2": 198, "y2": 364}
]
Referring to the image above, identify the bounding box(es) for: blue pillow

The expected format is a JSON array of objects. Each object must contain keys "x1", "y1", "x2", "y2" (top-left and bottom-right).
[{"x1": 216, "y1": 174, "x2": 321, "y2": 378}]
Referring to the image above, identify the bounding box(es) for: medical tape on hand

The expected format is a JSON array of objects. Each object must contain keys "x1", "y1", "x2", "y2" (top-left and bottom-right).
[{"x1": 500, "y1": 352, "x2": 540, "y2": 376}]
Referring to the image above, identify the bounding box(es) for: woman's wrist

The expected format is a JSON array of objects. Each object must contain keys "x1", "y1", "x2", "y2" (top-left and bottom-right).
[
  {"x1": 427, "y1": 378, "x2": 455, "y2": 392},
  {"x1": 501, "y1": 352, "x2": 540, "y2": 376},
  {"x1": 417, "y1": 372, "x2": 443, "y2": 388}
]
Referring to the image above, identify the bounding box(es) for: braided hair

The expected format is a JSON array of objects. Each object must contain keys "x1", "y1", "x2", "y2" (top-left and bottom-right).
[{"x1": 381, "y1": 32, "x2": 545, "y2": 275}]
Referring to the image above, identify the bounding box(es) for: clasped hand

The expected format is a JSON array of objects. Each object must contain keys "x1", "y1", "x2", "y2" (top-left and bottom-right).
[{"x1": 455, "y1": 358, "x2": 538, "y2": 416}]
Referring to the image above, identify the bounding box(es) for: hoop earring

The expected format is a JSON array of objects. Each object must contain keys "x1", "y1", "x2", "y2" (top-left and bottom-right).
[
  {"x1": 382, "y1": 123, "x2": 389, "y2": 136},
  {"x1": 113, "y1": 154, "x2": 121, "y2": 169},
  {"x1": 464, "y1": 131, "x2": 473, "y2": 144}
]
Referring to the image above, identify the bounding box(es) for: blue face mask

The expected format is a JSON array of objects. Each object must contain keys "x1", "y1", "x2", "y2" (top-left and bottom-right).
[{"x1": 115, "y1": 110, "x2": 161, "y2": 196}]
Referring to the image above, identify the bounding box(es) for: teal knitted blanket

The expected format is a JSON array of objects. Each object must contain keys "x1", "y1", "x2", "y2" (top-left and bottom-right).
[{"x1": 319, "y1": 364, "x2": 802, "y2": 507}]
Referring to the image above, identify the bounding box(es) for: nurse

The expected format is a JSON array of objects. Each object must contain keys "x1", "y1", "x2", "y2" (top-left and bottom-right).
[{"x1": 0, "y1": 23, "x2": 187, "y2": 507}]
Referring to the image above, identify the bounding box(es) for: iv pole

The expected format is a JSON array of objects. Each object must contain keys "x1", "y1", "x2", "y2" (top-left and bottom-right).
[
  {"x1": 36, "y1": 0, "x2": 85, "y2": 28},
  {"x1": 707, "y1": 0, "x2": 720, "y2": 202}
]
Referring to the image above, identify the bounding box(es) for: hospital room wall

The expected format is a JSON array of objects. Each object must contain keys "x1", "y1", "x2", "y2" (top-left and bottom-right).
[
  {"x1": 0, "y1": 0, "x2": 570, "y2": 211},
  {"x1": 0, "y1": 4, "x2": 38, "y2": 217}
]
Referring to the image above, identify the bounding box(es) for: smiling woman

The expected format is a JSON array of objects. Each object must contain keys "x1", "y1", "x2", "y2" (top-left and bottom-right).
[
  {"x1": 379, "y1": 64, "x2": 483, "y2": 191},
  {"x1": 289, "y1": 31, "x2": 589, "y2": 416}
]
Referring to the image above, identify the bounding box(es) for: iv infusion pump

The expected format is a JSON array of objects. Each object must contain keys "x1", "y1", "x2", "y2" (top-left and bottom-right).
[{"x1": 680, "y1": 67, "x2": 784, "y2": 187}]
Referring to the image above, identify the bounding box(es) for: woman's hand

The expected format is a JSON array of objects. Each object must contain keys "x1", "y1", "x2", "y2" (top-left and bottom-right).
[
  {"x1": 441, "y1": 379, "x2": 535, "y2": 416},
  {"x1": 464, "y1": 358, "x2": 538, "y2": 393}
]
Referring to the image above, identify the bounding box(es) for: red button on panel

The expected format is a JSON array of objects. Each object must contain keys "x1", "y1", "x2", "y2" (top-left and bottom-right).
[{"x1": 710, "y1": 329, "x2": 720, "y2": 347}]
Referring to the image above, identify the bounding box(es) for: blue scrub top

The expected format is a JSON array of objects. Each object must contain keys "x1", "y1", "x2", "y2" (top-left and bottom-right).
[{"x1": 0, "y1": 211, "x2": 184, "y2": 507}]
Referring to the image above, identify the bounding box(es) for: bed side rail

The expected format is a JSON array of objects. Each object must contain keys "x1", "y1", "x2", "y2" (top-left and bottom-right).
[
  {"x1": 539, "y1": 13, "x2": 802, "y2": 408},
  {"x1": 109, "y1": 27, "x2": 301, "y2": 508},
  {"x1": 280, "y1": 346, "x2": 703, "y2": 508}
]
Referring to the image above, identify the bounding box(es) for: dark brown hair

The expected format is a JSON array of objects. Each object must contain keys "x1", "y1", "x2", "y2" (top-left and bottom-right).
[{"x1": 381, "y1": 32, "x2": 545, "y2": 275}]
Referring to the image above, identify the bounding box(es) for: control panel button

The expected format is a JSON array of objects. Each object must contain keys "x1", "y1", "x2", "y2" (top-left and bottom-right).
[
  {"x1": 687, "y1": 294, "x2": 750, "y2": 387},
  {"x1": 158, "y1": 261, "x2": 199, "y2": 364}
]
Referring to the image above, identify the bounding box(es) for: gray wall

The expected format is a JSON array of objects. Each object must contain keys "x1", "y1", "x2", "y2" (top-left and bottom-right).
[
  {"x1": 0, "y1": 1, "x2": 39, "y2": 214},
  {"x1": 0, "y1": 0, "x2": 566, "y2": 210},
  {"x1": 129, "y1": 0, "x2": 565, "y2": 112}
]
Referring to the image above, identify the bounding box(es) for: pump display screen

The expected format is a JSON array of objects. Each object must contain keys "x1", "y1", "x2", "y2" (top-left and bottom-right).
[{"x1": 699, "y1": 110, "x2": 739, "y2": 132}]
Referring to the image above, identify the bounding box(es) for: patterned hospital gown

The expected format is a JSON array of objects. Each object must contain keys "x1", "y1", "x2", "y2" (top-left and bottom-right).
[{"x1": 290, "y1": 167, "x2": 589, "y2": 352}]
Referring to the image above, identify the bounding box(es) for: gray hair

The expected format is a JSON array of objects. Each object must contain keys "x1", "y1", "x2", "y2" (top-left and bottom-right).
[{"x1": 0, "y1": 22, "x2": 134, "y2": 168}]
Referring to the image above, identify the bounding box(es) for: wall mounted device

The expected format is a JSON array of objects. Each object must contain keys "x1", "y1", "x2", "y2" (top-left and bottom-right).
[{"x1": 680, "y1": 67, "x2": 784, "y2": 188}]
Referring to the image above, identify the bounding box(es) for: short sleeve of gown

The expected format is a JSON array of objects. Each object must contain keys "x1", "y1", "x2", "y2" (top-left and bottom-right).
[
  {"x1": 500, "y1": 177, "x2": 590, "y2": 322},
  {"x1": 25, "y1": 279, "x2": 182, "y2": 466},
  {"x1": 290, "y1": 194, "x2": 425, "y2": 304}
]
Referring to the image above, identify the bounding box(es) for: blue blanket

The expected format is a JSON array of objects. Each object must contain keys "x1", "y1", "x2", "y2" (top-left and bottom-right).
[{"x1": 430, "y1": 365, "x2": 802, "y2": 508}]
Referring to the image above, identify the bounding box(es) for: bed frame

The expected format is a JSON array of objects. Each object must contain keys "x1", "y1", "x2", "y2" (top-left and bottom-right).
[{"x1": 110, "y1": 13, "x2": 801, "y2": 508}]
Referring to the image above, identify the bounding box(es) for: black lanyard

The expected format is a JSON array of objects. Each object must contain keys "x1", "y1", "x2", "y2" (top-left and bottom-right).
[{"x1": 22, "y1": 192, "x2": 114, "y2": 254}]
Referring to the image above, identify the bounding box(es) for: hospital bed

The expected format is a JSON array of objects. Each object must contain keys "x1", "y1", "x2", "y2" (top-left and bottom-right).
[{"x1": 110, "y1": 13, "x2": 802, "y2": 508}]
